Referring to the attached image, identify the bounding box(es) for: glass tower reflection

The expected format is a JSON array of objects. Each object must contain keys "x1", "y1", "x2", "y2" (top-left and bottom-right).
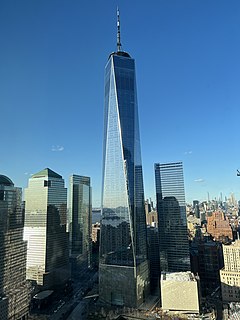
[
  {"x1": 155, "y1": 162, "x2": 191, "y2": 272},
  {"x1": 69, "y1": 175, "x2": 92, "y2": 274},
  {"x1": 24, "y1": 168, "x2": 70, "y2": 289},
  {"x1": 0, "y1": 175, "x2": 29, "y2": 319},
  {"x1": 99, "y1": 11, "x2": 149, "y2": 307}
]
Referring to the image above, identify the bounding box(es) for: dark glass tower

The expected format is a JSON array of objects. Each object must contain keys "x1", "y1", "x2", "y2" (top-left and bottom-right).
[
  {"x1": 69, "y1": 175, "x2": 92, "y2": 274},
  {"x1": 155, "y1": 162, "x2": 190, "y2": 272},
  {"x1": 0, "y1": 175, "x2": 29, "y2": 319},
  {"x1": 99, "y1": 10, "x2": 149, "y2": 307}
]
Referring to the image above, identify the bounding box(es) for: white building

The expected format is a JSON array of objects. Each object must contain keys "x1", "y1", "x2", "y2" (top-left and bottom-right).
[{"x1": 161, "y1": 271, "x2": 200, "y2": 313}]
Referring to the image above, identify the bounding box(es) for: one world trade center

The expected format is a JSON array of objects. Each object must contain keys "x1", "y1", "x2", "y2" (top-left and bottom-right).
[{"x1": 99, "y1": 10, "x2": 150, "y2": 307}]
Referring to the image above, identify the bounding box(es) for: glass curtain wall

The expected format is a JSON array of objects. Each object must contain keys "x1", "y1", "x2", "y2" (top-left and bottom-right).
[
  {"x1": 155, "y1": 162, "x2": 191, "y2": 272},
  {"x1": 100, "y1": 52, "x2": 149, "y2": 307}
]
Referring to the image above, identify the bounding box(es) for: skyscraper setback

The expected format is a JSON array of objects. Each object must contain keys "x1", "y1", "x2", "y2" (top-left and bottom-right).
[
  {"x1": 99, "y1": 10, "x2": 149, "y2": 307},
  {"x1": 155, "y1": 162, "x2": 190, "y2": 272}
]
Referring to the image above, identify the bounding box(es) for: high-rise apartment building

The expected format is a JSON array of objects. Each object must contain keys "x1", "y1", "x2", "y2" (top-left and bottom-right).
[
  {"x1": 155, "y1": 162, "x2": 190, "y2": 272},
  {"x1": 24, "y1": 168, "x2": 70, "y2": 289},
  {"x1": 220, "y1": 240, "x2": 240, "y2": 302},
  {"x1": 0, "y1": 175, "x2": 29, "y2": 320},
  {"x1": 69, "y1": 175, "x2": 92, "y2": 273},
  {"x1": 99, "y1": 10, "x2": 149, "y2": 307}
]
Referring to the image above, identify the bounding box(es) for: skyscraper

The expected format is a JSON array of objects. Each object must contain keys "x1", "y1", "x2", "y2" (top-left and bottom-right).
[
  {"x1": 24, "y1": 168, "x2": 70, "y2": 289},
  {"x1": 0, "y1": 175, "x2": 29, "y2": 320},
  {"x1": 69, "y1": 175, "x2": 92, "y2": 274},
  {"x1": 99, "y1": 10, "x2": 149, "y2": 307},
  {"x1": 155, "y1": 162, "x2": 190, "y2": 272}
]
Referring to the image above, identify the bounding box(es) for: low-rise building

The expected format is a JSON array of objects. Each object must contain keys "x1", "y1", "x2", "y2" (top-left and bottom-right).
[{"x1": 161, "y1": 271, "x2": 200, "y2": 314}]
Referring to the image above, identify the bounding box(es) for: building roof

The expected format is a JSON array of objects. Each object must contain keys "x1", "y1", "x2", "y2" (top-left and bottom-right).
[
  {"x1": 223, "y1": 239, "x2": 240, "y2": 248},
  {"x1": 31, "y1": 168, "x2": 62, "y2": 179},
  {"x1": 33, "y1": 290, "x2": 54, "y2": 300},
  {"x1": 108, "y1": 51, "x2": 131, "y2": 60},
  {"x1": 0, "y1": 175, "x2": 14, "y2": 186},
  {"x1": 162, "y1": 271, "x2": 196, "y2": 282}
]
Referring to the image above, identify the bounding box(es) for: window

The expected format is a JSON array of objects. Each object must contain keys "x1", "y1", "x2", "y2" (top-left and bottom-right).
[
  {"x1": 0, "y1": 190, "x2": 4, "y2": 200},
  {"x1": 44, "y1": 180, "x2": 51, "y2": 187}
]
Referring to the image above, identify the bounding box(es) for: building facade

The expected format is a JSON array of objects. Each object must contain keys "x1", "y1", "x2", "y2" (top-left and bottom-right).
[
  {"x1": 207, "y1": 211, "x2": 233, "y2": 242},
  {"x1": 69, "y1": 175, "x2": 92, "y2": 273},
  {"x1": 161, "y1": 272, "x2": 200, "y2": 314},
  {"x1": 220, "y1": 240, "x2": 240, "y2": 302},
  {"x1": 99, "y1": 10, "x2": 149, "y2": 307},
  {"x1": 147, "y1": 226, "x2": 160, "y2": 293},
  {"x1": 196, "y1": 237, "x2": 223, "y2": 296},
  {"x1": 24, "y1": 168, "x2": 70, "y2": 289},
  {"x1": 155, "y1": 162, "x2": 190, "y2": 272},
  {"x1": 0, "y1": 175, "x2": 29, "y2": 320}
]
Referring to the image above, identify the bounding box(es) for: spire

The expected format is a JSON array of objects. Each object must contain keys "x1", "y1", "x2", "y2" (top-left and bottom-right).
[{"x1": 117, "y1": 7, "x2": 122, "y2": 52}]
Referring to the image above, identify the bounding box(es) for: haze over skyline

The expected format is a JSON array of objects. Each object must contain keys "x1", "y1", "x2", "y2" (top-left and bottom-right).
[{"x1": 1, "y1": 0, "x2": 240, "y2": 206}]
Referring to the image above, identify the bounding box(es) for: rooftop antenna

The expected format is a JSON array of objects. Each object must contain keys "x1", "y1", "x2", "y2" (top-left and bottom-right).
[{"x1": 117, "y1": 7, "x2": 122, "y2": 52}]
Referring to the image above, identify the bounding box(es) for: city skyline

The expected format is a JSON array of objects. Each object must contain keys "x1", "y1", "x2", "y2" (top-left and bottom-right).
[{"x1": 1, "y1": 1, "x2": 240, "y2": 206}]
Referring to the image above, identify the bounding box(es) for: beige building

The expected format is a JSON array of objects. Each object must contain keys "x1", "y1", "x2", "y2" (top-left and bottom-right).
[
  {"x1": 146, "y1": 210, "x2": 158, "y2": 228},
  {"x1": 92, "y1": 222, "x2": 100, "y2": 243},
  {"x1": 161, "y1": 271, "x2": 200, "y2": 313},
  {"x1": 220, "y1": 240, "x2": 240, "y2": 302}
]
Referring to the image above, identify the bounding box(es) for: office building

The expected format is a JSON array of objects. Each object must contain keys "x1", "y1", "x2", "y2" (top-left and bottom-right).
[
  {"x1": 220, "y1": 240, "x2": 240, "y2": 302},
  {"x1": 69, "y1": 175, "x2": 92, "y2": 273},
  {"x1": 193, "y1": 200, "x2": 200, "y2": 219},
  {"x1": 147, "y1": 226, "x2": 160, "y2": 292},
  {"x1": 155, "y1": 162, "x2": 190, "y2": 272},
  {"x1": 0, "y1": 175, "x2": 29, "y2": 320},
  {"x1": 146, "y1": 210, "x2": 158, "y2": 228},
  {"x1": 99, "y1": 10, "x2": 149, "y2": 307},
  {"x1": 196, "y1": 237, "x2": 223, "y2": 296},
  {"x1": 24, "y1": 168, "x2": 70, "y2": 289},
  {"x1": 161, "y1": 272, "x2": 200, "y2": 314}
]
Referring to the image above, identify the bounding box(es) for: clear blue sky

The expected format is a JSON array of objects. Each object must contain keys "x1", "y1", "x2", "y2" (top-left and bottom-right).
[{"x1": 1, "y1": 0, "x2": 240, "y2": 206}]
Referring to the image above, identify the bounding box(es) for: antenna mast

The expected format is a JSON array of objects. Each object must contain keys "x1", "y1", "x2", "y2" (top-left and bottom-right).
[{"x1": 117, "y1": 8, "x2": 122, "y2": 52}]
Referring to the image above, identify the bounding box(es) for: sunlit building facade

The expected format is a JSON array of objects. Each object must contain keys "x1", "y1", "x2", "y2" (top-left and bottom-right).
[
  {"x1": 99, "y1": 11, "x2": 149, "y2": 307},
  {"x1": 69, "y1": 175, "x2": 92, "y2": 273},
  {"x1": 0, "y1": 175, "x2": 29, "y2": 320},
  {"x1": 155, "y1": 162, "x2": 190, "y2": 272},
  {"x1": 24, "y1": 168, "x2": 70, "y2": 289},
  {"x1": 207, "y1": 211, "x2": 233, "y2": 242},
  {"x1": 220, "y1": 240, "x2": 240, "y2": 302}
]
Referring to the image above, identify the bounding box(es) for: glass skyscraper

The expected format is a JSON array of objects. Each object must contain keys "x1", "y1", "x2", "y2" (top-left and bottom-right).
[
  {"x1": 155, "y1": 162, "x2": 191, "y2": 272},
  {"x1": 69, "y1": 175, "x2": 92, "y2": 273},
  {"x1": 99, "y1": 10, "x2": 149, "y2": 307},
  {"x1": 24, "y1": 168, "x2": 70, "y2": 289},
  {"x1": 0, "y1": 175, "x2": 29, "y2": 320}
]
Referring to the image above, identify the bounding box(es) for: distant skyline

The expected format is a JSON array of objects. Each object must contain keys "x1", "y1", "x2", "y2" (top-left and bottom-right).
[{"x1": 1, "y1": 0, "x2": 240, "y2": 206}]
